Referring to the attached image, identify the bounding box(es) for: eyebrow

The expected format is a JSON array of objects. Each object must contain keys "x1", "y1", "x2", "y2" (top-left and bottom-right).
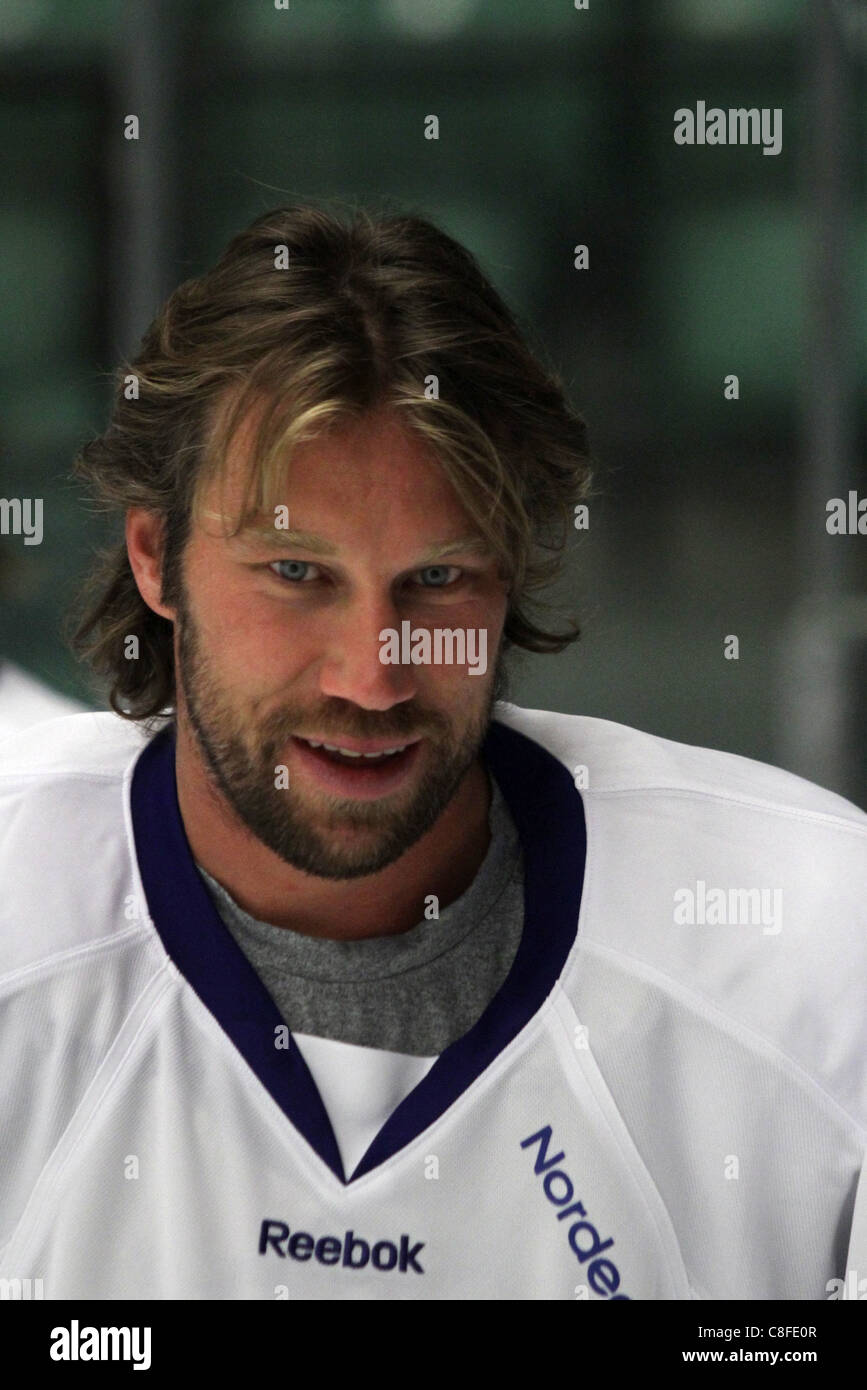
[{"x1": 236, "y1": 525, "x2": 494, "y2": 564}]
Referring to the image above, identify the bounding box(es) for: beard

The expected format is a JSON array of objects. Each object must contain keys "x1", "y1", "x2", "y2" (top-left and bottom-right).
[{"x1": 175, "y1": 589, "x2": 510, "y2": 881}]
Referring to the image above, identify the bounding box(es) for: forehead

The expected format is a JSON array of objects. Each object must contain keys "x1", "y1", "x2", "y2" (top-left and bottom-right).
[{"x1": 204, "y1": 402, "x2": 473, "y2": 528}]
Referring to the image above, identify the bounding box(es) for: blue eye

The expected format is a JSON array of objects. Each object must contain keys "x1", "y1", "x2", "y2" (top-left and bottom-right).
[
  {"x1": 270, "y1": 560, "x2": 319, "y2": 582},
  {"x1": 418, "y1": 566, "x2": 458, "y2": 587}
]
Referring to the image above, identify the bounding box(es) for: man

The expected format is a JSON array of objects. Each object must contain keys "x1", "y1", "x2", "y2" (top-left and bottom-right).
[{"x1": 1, "y1": 204, "x2": 865, "y2": 1301}]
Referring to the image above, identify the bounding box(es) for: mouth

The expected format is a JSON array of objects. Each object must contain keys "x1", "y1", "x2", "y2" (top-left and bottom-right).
[{"x1": 289, "y1": 734, "x2": 423, "y2": 799}]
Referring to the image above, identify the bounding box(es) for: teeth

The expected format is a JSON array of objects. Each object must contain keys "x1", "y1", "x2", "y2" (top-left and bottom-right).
[{"x1": 302, "y1": 739, "x2": 406, "y2": 759}]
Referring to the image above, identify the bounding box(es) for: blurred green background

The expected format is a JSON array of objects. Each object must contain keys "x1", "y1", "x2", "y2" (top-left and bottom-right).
[{"x1": 1, "y1": 0, "x2": 865, "y2": 801}]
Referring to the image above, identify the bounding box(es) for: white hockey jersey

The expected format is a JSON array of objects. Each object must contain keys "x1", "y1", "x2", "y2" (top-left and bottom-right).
[
  {"x1": 1, "y1": 703, "x2": 866, "y2": 1301},
  {"x1": 0, "y1": 660, "x2": 86, "y2": 741}
]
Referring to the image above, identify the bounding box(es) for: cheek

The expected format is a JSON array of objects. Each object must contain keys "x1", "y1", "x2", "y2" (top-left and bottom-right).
[
  {"x1": 419, "y1": 627, "x2": 500, "y2": 694},
  {"x1": 188, "y1": 579, "x2": 285, "y2": 680}
]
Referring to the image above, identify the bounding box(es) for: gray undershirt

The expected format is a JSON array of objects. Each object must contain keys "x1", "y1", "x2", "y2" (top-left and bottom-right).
[{"x1": 195, "y1": 773, "x2": 525, "y2": 1056}]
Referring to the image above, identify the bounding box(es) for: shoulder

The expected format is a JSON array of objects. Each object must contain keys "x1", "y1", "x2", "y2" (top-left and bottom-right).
[
  {"x1": 496, "y1": 703, "x2": 867, "y2": 1118},
  {"x1": 0, "y1": 712, "x2": 166, "y2": 977},
  {"x1": 0, "y1": 662, "x2": 88, "y2": 740},
  {"x1": 0, "y1": 708, "x2": 157, "y2": 779},
  {"x1": 0, "y1": 712, "x2": 171, "y2": 1252},
  {"x1": 494, "y1": 702, "x2": 867, "y2": 828}
]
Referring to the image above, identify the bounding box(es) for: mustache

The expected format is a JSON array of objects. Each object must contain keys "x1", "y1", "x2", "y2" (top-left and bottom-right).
[{"x1": 260, "y1": 703, "x2": 450, "y2": 745}]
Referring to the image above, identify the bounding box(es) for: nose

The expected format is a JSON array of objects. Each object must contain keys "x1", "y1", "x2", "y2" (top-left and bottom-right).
[{"x1": 318, "y1": 596, "x2": 417, "y2": 711}]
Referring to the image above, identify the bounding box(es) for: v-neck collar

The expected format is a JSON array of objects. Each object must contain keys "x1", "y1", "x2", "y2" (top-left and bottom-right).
[{"x1": 130, "y1": 717, "x2": 587, "y2": 1184}]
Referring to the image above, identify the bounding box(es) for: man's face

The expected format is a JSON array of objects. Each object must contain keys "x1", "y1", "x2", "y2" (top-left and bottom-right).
[{"x1": 173, "y1": 407, "x2": 511, "y2": 880}]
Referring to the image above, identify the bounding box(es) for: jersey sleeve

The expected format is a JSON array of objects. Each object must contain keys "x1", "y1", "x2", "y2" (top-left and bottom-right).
[{"x1": 0, "y1": 937, "x2": 161, "y2": 1258}]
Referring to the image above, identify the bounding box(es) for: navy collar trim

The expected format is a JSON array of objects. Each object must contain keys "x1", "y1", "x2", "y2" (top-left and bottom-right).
[{"x1": 130, "y1": 718, "x2": 586, "y2": 1184}]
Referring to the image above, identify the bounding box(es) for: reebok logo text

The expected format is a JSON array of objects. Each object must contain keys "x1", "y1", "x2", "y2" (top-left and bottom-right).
[{"x1": 259, "y1": 1220, "x2": 425, "y2": 1274}]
